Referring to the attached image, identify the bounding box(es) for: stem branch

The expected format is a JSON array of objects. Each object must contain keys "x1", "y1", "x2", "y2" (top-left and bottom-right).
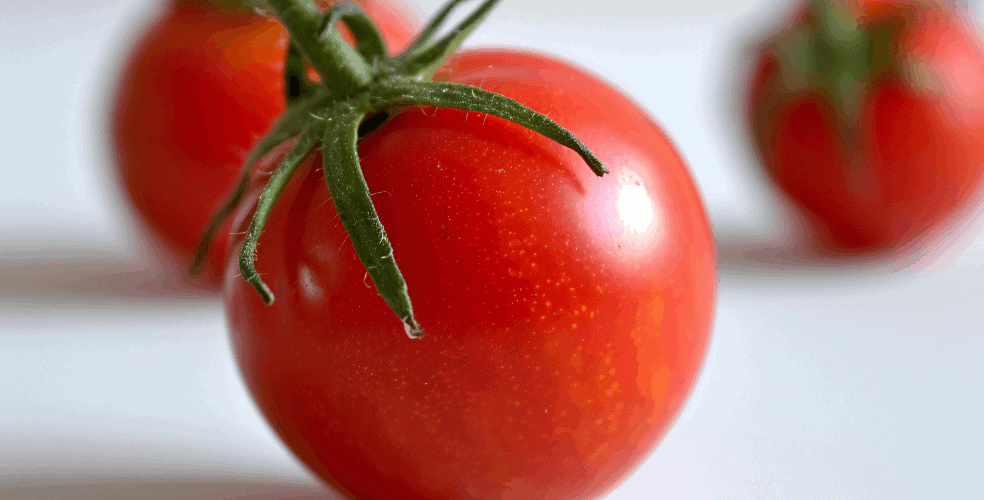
[{"x1": 266, "y1": 0, "x2": 372, "y2": 95}]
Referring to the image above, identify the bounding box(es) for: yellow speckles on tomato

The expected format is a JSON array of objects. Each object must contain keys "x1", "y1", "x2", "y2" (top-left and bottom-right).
[
  {"x1": 604, "y1": 381, "x2": 620, "y2": 397},
  {"x1": 646, "y1": 367, "x2": 673, "y2": 424},
  {"x1": 627, "y1": 291, "x2": 672, "y2": 423}
]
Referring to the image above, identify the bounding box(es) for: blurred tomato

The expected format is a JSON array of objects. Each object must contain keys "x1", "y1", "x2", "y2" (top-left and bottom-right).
[{"x1": 749, "y1": 0, "x2": 984, "y2": 264}]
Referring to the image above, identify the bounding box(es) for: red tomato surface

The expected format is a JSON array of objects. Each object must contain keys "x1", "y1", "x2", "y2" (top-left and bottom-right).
[
  {"x1": 225, "y1": 49, "x2": 716, "y2": 499},
  {"x1": 111, "y1": 0, "x2": 417, "y2": 285},
  {"x1": 749, "y1": 0, "x2": 984, "y2": 263}
]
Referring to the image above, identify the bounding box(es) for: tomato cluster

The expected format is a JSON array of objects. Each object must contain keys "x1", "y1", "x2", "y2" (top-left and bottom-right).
[{"x1": 109, "y1": 0, "x2": 984, "y2": 498}]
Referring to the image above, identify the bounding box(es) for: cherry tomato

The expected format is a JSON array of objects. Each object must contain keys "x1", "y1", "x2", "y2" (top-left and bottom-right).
[
  {"x1": 111, "y1": 0, "x2": 417, "y2": 285},
  {"x1": 225, "y1": 49, "x2": 716, "y2": 500},
  {"x1": 748, "y1": 0, "x2": 984, "y2": 263}
]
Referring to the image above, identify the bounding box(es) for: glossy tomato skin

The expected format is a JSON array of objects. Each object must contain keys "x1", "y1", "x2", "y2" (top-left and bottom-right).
[
  {"x1": 226, "y1": 49, "x2": 716, "y2": 499},
  {"x1": 749, "y1": 0, "x2": 984, "y2": 263},
  {"x1": 112, "y1": 0, "x2": 417, "y2": 285}
]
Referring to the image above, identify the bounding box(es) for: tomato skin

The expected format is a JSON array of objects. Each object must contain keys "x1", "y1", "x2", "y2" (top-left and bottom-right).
[
  {"x1": 225, "y1": 49, "x2": 715, "y2": 499},
  {"x1": 749, "y1": 0, "x2": 984, "y2": 262},
  {"x1": 111, "y1": 0, "x2": 417, "y2": 285}
]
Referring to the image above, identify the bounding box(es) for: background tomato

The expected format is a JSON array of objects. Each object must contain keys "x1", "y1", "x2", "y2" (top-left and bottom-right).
[
  {"x1": 111, "y1": 0, "x2": 417, "y2": 286},
  {"x1": 224, "y1": 49, "x2": 716, "y2": 500},
  {"x1": 748, "y1": 0, "x2": 984, "y2": 264}
]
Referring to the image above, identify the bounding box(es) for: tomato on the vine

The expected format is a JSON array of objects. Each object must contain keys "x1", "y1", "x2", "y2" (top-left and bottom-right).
[
  {"x1": 111, "y1": 0, "x2": 417, "y2": 285},
  {"x1": 225, "y1": 48, "x2": 716, "y2": 500},
  {"x1": 748, "y1": 0, "x2": 984, "y2": 264}
]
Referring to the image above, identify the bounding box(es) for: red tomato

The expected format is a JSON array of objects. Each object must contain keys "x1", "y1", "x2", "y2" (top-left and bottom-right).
[
  {"x1": 225, "y1": 49, "x2": 716, "y2": 500},
  {"x1": 748, "y1": 0, "x2": 984, "y2": 264},
  {"x1": 111, "y1": 0, "x2": 417, "y2": 285}
]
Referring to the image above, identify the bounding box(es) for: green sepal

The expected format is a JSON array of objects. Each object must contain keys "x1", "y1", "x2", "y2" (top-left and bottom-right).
[
  {"x1": 809, "y1": 0, "x2": 871, "y2": 150},
  {"x1": 319, "y1": 2, "x2": 390, "y2": 64},
  {"x1": 373, "y1": 81, "x2": 607, "y2": 176},
  {"x1": 319, "y1": 106, "x2": 423, "y2": 338},
  {"x1": 200, "y1": 0, "x2": 609, "y2": 339},
  {"x1": 766, "y1": 0, "x2": 877, "y2": 153},
  {"x1": 397, "y1": 0, "x2": 501, "y2": 78},
  {"x1": 239, "y1": 121, "x2": 326, "y2": 304},
  {"x1": 191, "y1": 96, "x2": 324, "y2": 276},
  {"x1": 398, "y1": 0, "x2": 471, "y2": 60}
]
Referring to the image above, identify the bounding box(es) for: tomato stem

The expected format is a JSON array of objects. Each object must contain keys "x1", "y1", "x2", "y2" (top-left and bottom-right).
[
  {"x1": 396, "y1": 0, "x2": 501, "y2": 77},
  {"x1": 194, "y1": 0, "x2": 607, "y2": 338},
  {"x1": 285, "y1": 39, "x2": 316, "y2": 104},
  {"x1": 809, "y1": 0, "x2": 871, "y2": 151},
  {"x1": 266, "y1": 0, "x2": 372, "y2": 95}
]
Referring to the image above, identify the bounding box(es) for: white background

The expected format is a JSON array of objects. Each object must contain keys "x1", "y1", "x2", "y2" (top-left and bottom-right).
[{"x1": 2, "y1": 0, "x2": 984, "y2": 498}]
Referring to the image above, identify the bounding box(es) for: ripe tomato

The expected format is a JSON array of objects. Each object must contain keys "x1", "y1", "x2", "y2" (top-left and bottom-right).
[
  {"x1": 225, "y1": 49, "x2": 716, "y2": 500},
  {"x1": 111, "y1": 0, "x2": 417, "y2": 285},
  {"x1": 748, "y1": 0, "x2": 984, "y2": 263}
]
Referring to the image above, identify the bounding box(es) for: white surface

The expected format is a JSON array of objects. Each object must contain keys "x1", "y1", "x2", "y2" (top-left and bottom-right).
[{"x1": 2, "y1": 0, "x2": 984, "y2": 499}]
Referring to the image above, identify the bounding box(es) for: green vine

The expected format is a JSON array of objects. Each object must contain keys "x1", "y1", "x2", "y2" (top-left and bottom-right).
[{"x1": 191, "y1": 0, "x2": 607, "y2": 338}]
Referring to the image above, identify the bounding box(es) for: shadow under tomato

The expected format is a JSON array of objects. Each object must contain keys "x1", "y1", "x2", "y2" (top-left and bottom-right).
[
  {"x1": 0, "y1": 227, "x2": 221, "y2": 302},
  {"x1": 0, "y1": 478, "x2": 340, "y2": 500},
  {"x1": 711, "y1": 197, "x2": 938, "y2": 284}
]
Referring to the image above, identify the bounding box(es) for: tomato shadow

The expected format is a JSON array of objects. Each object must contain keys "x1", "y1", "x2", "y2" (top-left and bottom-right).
[
  {"x1": 0, "y1": 227, "x2": 222, "y2": 303},
  {"x1": 0, "y1": 478, "x2": 342, "y2": 500}
]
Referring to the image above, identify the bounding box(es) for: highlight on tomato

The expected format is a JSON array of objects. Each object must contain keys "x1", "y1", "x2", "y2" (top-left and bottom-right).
[
  {"x1": 111, "y1": 0, "x2": 418, "y2": 286},
  {"x1": 200, "y1": 0, "x2": 717, "y2": 498},
  {"x1": 747, "y1": 0, "x2": 984, "y2": 267}
]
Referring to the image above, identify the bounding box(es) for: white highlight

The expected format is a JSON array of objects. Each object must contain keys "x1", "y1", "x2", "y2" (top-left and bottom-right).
[{"x1": 617, "y1": 183, "x2": 655, "y2": 234}]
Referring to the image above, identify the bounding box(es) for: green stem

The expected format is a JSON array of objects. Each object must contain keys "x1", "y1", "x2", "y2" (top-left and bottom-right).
[
  {"x1": 320, "y1": 2, "x2": 390, "y2": 63},
  {"x1": 810, "y1": 0, "x2": 870, "y2": 150},
  {"x1": 266, "y1": 0, "x2": 371, "y2": 95},
  {"x1": 196, "y1": 0, "x2": 610, "y2": 338},
  {"x1": 399, "y1": 0, "x2": 502, "y2": 78},
  {"x1": 284, "y1": 39, "x2": 315, "y2": 104},
  {"x1": 399, "y1": 0, "x2": 469, "y2": 60}
]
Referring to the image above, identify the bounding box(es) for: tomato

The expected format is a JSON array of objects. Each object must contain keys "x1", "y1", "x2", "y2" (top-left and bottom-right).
[
  {"x1": 111, "y1": 0, "x2": 417, "y2": 285},
  {"x1": 748, "y1": 0, "x2": 984, "y2": 264},
  {"x1": 225, "y1": 49, "x2": 716, "y2": 500}
]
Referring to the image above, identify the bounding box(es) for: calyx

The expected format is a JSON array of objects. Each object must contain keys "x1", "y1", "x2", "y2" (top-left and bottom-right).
[
  {"x1": 764, "y1": 0, "x2": 912, "y2": 151},
  {"x1": 191, "y1": 0, "x2": 607, "y2": 338}
]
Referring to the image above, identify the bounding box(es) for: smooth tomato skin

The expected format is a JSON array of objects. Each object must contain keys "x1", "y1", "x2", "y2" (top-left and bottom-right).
[
  {"x1": 225, "y1": 49, "x2": 716, "y2": 500},
  {"x1": 749, "y1": 0, "x2": 984, "y2": 261},
  {"x1": 112, "y1": 0, "x2": 417, "y2": 285}
]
